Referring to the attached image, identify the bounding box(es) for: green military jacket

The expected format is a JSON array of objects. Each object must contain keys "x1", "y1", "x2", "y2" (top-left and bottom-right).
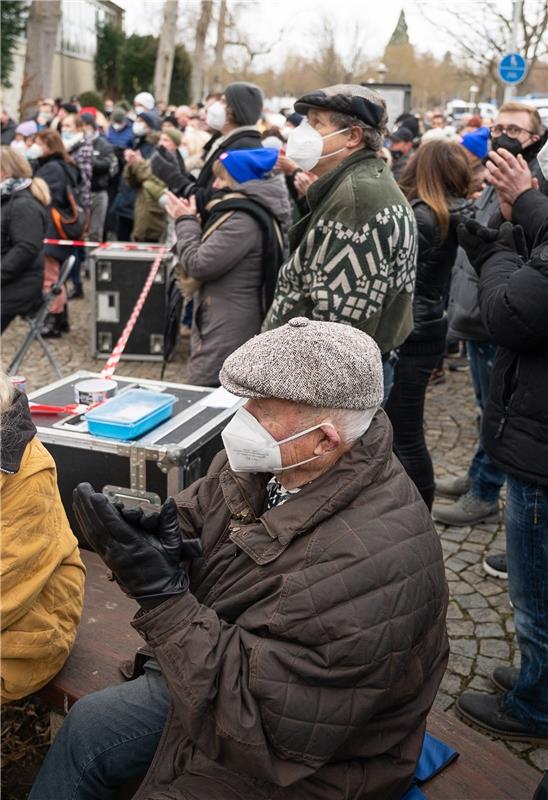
[{"x1": 263, "y1": 149, "x2": 418, "y2": 354}]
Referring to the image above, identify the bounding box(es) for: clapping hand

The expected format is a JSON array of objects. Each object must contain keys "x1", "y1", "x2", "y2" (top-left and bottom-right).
[
  {"x1": 73, "y1": 483, "x2": 202, "y2": 609},
  {"x1": 457, "y1": 219, "x2": 528, "y2": 273},
  {"x1": 486, "y1": 149, "x2": 539, "y2": 220},
  {"x1": 166, "y1": 191, "x2": 198, "y2": 221}
]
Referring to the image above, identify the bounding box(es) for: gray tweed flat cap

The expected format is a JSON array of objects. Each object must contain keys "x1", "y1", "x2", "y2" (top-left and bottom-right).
[{"x1": 219, "y1": 318, "x2": 383, "y2": 409}]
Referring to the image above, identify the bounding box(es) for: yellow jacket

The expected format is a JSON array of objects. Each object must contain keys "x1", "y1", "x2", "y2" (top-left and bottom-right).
[{"x1": 1, "y1": 436, "x2": 85, "y2": 702}]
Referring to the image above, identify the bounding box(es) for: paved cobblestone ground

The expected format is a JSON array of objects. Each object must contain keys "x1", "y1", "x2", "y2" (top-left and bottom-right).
[{"x1": 1, "y1": 281, "x2": 545, "y2": 773}]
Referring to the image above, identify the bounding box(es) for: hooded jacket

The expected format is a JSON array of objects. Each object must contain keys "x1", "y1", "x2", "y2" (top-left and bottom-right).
[
  {"x1": 0, "y1": 391, "x2": 85, "y2": 702},
  {"x1": 34, "y1": 153, "x2": 81, "y2": 262},
  {"x1": 130, "y1": 411, "x2": 448, "y2": 800},
  {"x1": 175, "y1": 174, "x2": 292, "y2": 386},
  {"x1": 262, "y1": 149, "x2": 418, "y2": 356}
]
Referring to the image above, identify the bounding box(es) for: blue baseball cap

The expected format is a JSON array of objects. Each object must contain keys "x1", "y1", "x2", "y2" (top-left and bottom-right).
[
  {"x1": 219, "y1": 148, "x2": 278, "y2": 183},
  {"x1": 460, "y1": 126, "x2": 490, "y2": 159}
]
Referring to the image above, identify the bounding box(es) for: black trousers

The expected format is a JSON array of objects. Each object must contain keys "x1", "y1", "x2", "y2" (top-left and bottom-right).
[{"x1": 385, "y1": 349, "x2": 441, "y2": 510}]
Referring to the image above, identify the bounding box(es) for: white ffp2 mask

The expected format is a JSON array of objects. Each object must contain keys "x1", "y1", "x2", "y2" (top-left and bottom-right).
[
  {"x1": 285, "y1": 119, "x2": 349, "y2": 171},
  {"x1": 206, "y1": 101, "x2": 226, "y2": 131},
  {"x1": 221, "y1": 407, "x2": 333, "y2": 473}
]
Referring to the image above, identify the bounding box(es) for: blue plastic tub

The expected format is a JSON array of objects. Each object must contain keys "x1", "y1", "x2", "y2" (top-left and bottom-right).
[{"x1": 85, "y1": 389, "x2": 177, "y2": 440}]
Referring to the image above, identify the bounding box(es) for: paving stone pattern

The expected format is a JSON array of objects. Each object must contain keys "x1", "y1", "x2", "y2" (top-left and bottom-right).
[{"x1": 1, "y1": 284, "x2": 544, "y2": 771}]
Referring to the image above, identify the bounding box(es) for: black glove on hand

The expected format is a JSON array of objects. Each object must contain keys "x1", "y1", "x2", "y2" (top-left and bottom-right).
[
  {"x1": 457, "y1": 219, "x2": 528, "y2": 273},
  {"x1": 73, "y1": 483, "x2": 202, "y2": 609},
  {"x1": 114, "y1": 504, "x2": 203, "y2": 562},
  {"x1": 150, "y1": 149, "x2": 187, "y2": 194}
]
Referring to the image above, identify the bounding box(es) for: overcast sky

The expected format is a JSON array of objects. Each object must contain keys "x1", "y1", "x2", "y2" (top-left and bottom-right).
[{"x1": 116, "y1": 0, "x2": 507, "y2": 67}]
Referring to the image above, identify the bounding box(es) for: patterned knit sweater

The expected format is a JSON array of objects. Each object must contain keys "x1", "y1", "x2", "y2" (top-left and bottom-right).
[{"x1": 263, "y1": 149, "x2": 418, "y2": 354}]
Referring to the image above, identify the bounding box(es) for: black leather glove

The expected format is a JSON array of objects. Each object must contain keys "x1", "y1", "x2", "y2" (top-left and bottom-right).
[
  {"x1": 457, "y1": 219, "x2": 528, "y2": 273},
  {"x1": 73, "y1": 483, "x2": 202, "y2": 608}
]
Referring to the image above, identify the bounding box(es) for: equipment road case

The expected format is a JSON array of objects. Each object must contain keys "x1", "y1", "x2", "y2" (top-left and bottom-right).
[
  {"x1": 28, "y1": 371, "x2": 242, "y2": 544},
  {"x1": 90, "y1": 243, "x2": 173, "y2": 361}
]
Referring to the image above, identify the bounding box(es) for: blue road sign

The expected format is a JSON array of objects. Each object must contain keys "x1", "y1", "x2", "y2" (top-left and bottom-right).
[{"x1": 498, "y1": 53, "x2": 528, "y2": 85}]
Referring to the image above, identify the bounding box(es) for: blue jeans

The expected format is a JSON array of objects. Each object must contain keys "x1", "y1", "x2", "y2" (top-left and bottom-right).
[
  {"x1": 382, "y1": 351, "x2": 398, "y2": 407},
  {"x1": 503, "y1": 476, "x2": 548, "y2": 733},
  {"x1": 29, "y1": 661, "x2": 170, "y2": 800},
  {"x1": 466, "y1": 341, "x2": 505, "y2": 503},
  {"x1": 70, "y1": 246, "x2": 84, "y2": 288}
]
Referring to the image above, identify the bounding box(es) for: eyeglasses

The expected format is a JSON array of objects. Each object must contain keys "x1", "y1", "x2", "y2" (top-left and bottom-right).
[{"x1": 489, "y1": 124, "x2": 534, "y2": 138}]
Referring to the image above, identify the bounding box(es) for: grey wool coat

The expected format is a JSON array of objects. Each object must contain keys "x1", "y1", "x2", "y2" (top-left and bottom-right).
[{"x1": 174, "y1": 175, "x2": 292, "y2": 387}]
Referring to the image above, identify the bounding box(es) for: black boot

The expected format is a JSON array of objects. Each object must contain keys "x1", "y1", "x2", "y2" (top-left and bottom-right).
[
  {"x1": 58, "y1": 305, "x2": 70, "y2": 333},
  {"x1": 41, "y1": 309, "x2": 69, "y2": 338},
  {"x1": 68, "y1": 284, "x2": 84, "y2": 300}
]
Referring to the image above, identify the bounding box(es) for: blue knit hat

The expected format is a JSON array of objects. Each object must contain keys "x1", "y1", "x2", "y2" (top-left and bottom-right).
[
  {"x1": 219, "y1": 148, "x2": 278, "y2": 183},
  {"x1": 460, "y1": 126, "x2": 490, "y2": 159}
]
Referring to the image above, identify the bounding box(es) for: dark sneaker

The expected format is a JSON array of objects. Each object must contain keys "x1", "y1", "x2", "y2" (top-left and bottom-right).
[
  {"x1": 432, "y1": 492, "x2": 499, "y2": 527},
  {"x1": 483, "y1": 553, "x2": 508, "y2": 579},
  {"x1": 435, "y1": 474, "x2": 472, "y2": 498},
  {"x1": 491, "y1": 666, "x2": 519, "y2": 693},
  {"x1": 456, "y1": 691, "x2": 548, "y2": 745}
]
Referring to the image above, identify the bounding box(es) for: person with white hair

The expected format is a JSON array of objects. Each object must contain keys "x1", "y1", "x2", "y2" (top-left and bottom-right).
[{"x1": 30, "y1": 318, "x2": 448, "y2": 800}]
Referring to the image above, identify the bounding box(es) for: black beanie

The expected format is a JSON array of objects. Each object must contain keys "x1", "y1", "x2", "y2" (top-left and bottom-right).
[{"x1": 224, "y1": 82, "x2": 263, "y2": 126}]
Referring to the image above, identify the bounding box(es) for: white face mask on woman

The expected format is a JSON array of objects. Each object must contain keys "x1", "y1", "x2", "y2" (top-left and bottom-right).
[
  {"x1": 285, "y1": 119, "x2": 350, "y2": 172},
  {"x1": 26, "y1": 143, "x2": 43, "y2": 160},
  {"x1": 206, "y1": 101, "x2": 226, "y2": 132},
  {"x1": 221, "y1": 406, "x2": 334, "y2": 473}
]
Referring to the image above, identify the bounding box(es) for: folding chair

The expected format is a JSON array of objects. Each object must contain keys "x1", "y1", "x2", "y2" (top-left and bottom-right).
[{"x1": 7, "y1": 255, "x2": 75, "y2": 379}]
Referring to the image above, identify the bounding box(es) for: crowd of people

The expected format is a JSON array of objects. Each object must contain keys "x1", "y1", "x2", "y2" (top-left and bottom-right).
[{"x1": 1, "y1": 79, "x2": 547, "y2": 800}]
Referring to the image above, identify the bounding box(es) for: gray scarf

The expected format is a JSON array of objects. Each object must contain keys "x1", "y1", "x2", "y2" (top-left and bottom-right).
[{"x1": 0, "y1": 176, "x2": 31, "y2": 198}]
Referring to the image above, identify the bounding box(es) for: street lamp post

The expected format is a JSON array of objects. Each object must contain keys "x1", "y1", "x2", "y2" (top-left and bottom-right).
[{"x1": 469, "y1": 84, "x2": 479, "y2": 112}]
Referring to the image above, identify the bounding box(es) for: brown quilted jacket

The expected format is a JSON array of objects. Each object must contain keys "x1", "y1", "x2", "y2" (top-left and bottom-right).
[{"x1": 132, "y1": 411, "x2": 448, "y2": 800}]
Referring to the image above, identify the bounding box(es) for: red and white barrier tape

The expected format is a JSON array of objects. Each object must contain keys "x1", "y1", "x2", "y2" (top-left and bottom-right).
[
  {"x1": 43, "y1": 238, "x2": 167, "y2": 251},
  {"x1": 100, "y1": 248, "x2": 167, "y2": 379}
]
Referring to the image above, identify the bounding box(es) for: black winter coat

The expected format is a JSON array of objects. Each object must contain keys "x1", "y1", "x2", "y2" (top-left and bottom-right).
[
  {"x1": 34, "y1": 153, "x2": 81, "y2": 261},
  {"x1": 480, "y1": 189, "x2": 548, "y2": 486},
  {"x1": 402, "y1": 198, "x2": 473, "y2": 354},
  {"x1": 1, "y1": 186, "x2": 48, "y2": 318}
]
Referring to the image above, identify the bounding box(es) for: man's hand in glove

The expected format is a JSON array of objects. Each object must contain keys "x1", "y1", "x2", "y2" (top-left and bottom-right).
[
  {"x1": 456, "y1": 219, "x2": 528, "y2": 274},
  {"x1": 73, "y1": 483, "x2": 202, "y2": 609},
  {"x1": 150, "y1": 148, "x2": 189, "y2": 194}
]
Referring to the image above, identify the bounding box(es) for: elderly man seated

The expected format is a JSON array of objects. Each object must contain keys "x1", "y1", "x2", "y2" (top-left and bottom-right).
[{"x1": 30, "y1": 318, "x2": 448, "y2": 800}]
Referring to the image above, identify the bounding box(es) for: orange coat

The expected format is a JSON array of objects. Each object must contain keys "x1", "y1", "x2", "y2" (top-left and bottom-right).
[{"x1": 1, "y1": 436, "x2": 85, "y2": 702}]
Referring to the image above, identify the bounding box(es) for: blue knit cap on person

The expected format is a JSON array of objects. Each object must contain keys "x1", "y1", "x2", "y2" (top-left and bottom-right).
[
  {"x1": 219, "y1": 148, "x2": 278, "y2": 183},
  {"x1": 460, "y1": 126, "x2": 490, "y2": 159}
]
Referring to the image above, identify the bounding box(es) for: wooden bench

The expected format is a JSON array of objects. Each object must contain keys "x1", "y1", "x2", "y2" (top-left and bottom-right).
[{"x1": 40, "y1": 551, "x2": 541, "y2": 800}]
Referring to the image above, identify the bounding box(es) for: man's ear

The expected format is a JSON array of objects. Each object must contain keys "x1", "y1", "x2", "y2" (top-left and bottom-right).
[
  {"x1": 313, "y1": 423, "x2": 341, "y2": 455},
  {"x1": 347, "y1": 126, "x2": 364, "y2": 148}
]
